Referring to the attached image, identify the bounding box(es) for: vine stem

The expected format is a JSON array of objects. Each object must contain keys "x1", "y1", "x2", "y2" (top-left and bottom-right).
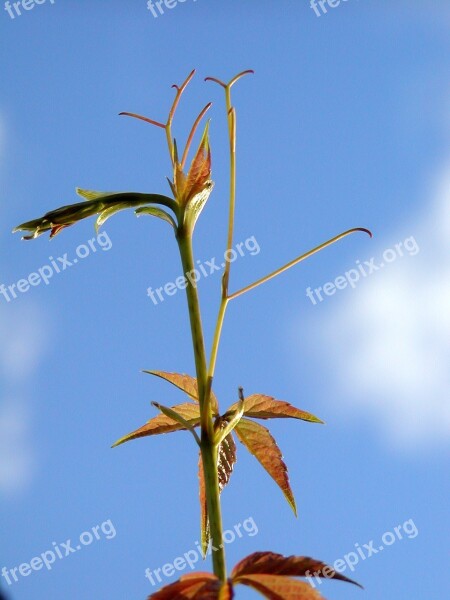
[
  {"x1": 177, "y1": 229, "x2": 226, "y2": 582},
  {"x1": 207, "y1": 74, "x2": 246, "y2": 382},
  {"x1": 228, "y1": 228, "x2": 373, "y2": 301}
]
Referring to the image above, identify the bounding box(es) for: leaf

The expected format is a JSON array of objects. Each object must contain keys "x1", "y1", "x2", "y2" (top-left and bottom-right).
[
  {"x1": 198, "y1": 426, "x2": 237, "y2": 557},
  {"x1": 182, "y1": 120, "x2": 212, "y2": 205},
  {"x1": 76, "y1": 188, "x2": 122, "y2": 201},
  {"x1": 112, "y1": 403, "x2": 200, "y2": 448},
  {"x1": 231, "y1": 552, "x2": 361, "y2": 587},
  {"x1": 215, "y1": 398, "x2": 244, "y2": 444},
  {"x1": 234, "y1": 418, "x2": 296, "y2": 515},
  {"x1": 144, "y1": 371, "x2": 219, "y2": 414},
  {"x1": 152, "y1": 402, "x2": 201, "y2": 446},
  {"x1": 135, "y1": 206, "x2": 177, "y2": 230},
  {"x1": 227, "y1": 395, "x2": 323, "y2": 424},
  {"x1": 95, "y1": 204, "x2": 131, "y2": 233},
  {"x1": 149, "y1": 572, "x2": 232, "y2": 600},
  {"x1": 216, "y1": 425, "x2": 237, "y2": 492},
  {"x1": 13, "y1": 192, "x2": 177, "y2": 240},
  {"x1": 234, "y1": 574, "x2": 323, "y2": 600}
]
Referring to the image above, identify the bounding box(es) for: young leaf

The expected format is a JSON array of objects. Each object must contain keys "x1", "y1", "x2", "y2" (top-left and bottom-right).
[
  {"x1": 112, "y1": 403, "x2": 200, "y2": 447},
  {"x1": 13, "y1": 192, "x2": 177, "y2": 240},
  {"x1": 175, "y1": 120, "x2": 212, "y2": 206},
  {"x1": 216, "y1": 398, "x2": 245, "y2": 444},
  {"x1": 226, "y1": 394, "x2": 323, "y2": 424},
  {"x1": 231, "y1": 552, "x2": 361, "y2": 587},
  {"x1": 217, "y1": 431, "x2": 237, "y2": 491},
  {"x1": 144, "y1": 371, "x2": 219, "y2": 413},
  {"x1": 95, "y1": 204, "x2": 131, "y2": 233},
  {"x1": 234, "y1": 418, "x2": 296, "y2": 515},
  {"x1": 234, "y1": 574, "x2": 323, "y2": 599},
  {"x1": 148, "y1": 572, "x2": 231, "y2": 599},
  {"x1": 135, "y1": 206, "x2": 177, "y2": 230}
]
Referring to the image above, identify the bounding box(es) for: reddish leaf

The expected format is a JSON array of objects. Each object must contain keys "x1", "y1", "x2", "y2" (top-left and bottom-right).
[
  {"x1": 183, "y1": 121, "x2": 212, "y2": 204},
  {"x1": 234, "y1": 418, "x2": 296, "y2": 515},
  {"x1": 217, "y1": 582, "x2": 234, "y2": 600},
  {"x1": 231, "y1": 552, "x2": 362, "y2": 588},
  {"x1": 216, "y1": 423, "x2": 237, "y2": 491},
  {"x1": 145, "y1": 371, "x2": 219, "y2": 413},
  {"x1": 112, "y1": 403, "x2": 200, "y2": 447},
  {"x1": 235, "y1": 574, "x2": 323, "y2": 600},
  {"x1": 227, "y1": 395, "x2": 323, "y2": 424},
  {"x1": 149, "y1": 572, "x2": 233, "y2": 599},
  {"x1": 198, "y1": 426, "x2": 237, "y2": 556}
]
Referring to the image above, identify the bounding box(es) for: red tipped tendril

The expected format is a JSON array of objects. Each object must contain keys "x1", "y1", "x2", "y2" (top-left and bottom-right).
[{"x1": 119, "y1": 112, "x2": 166, "y2": 129}]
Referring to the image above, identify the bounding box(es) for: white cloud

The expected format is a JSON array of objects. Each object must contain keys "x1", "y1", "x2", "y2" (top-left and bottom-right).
[
  {"x1": 0, "y1": 401, "x2": 35, "y2": 495},
  {"x1": 0, "y1": 305, "x2": 48, "y2": 495},
  {"x1": 306, "y1": 162, "x2": 450, "y2": 451},
  {"x1": 0, "y1": 305, "x2": 47, "y2": 381}
]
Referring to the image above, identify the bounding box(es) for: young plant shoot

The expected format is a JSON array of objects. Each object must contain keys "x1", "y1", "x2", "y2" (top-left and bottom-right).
[{"x1": 14, "y1": 69, "x2": 371, "y2": 599}]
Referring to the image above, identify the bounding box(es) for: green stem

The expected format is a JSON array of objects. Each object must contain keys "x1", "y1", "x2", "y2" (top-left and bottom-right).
[
  {"x1": 228, "y1": 228, "x2": 373, "y2": 301},
  {"x1": 207, "y1": 94, "x2": 236, "y2": 380},
  {"x1": 177, "y1": 229, "x2": 227, "y2": 582}
]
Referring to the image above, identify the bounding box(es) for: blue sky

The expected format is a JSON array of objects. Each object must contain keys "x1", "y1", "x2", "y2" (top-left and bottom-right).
[{"x1": 1, "y1": 1, "x2": 449, "y2": 599}]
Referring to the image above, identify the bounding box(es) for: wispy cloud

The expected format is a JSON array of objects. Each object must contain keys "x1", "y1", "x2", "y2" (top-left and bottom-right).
[
  {"x1": 306, "y1": 162, "x2": 450, "y2": 451},
  {"x1": 0, "y1": 401, "x2": 35, "y2": 495},
  {"x1": 0, "y1": 305, "x2": 48, "y2": 496}
]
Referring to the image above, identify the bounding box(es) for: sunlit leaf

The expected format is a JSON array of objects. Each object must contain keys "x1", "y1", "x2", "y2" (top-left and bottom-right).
[
  {"x1": 231, "y1": 552, "x2": 361, "y2": 587},
  {"x1": 13, "y1": 192, "x2": 177, "y2": 240},
  {"x1": 76, "y1": 188, "x2": 122, "y2": 201},
  {"x1": 144, "y1": 370, "x2": 219, "y2": 414},
  {"x1": 112, "y1": 403, "x2": 200, "y2": 448},
  {"x1": 234, "y1": 574, "x2": 323, "y2": 600},
  {"x1": 235, "y1": 418, "x2": 296, "y2": 515},
  {"x1": 174, "y1": 120, "x2": 212, "y2": 206},
  {"x1": 184, "y1": 181, "x2": 214, "y2": 232},
  {"x1": 95, "y1": 204, "x2": 131, "y2": 233},
  {"x1": 153, "y1": 402, "x2": 201, "y2": 445},
  {"x1": 135, "y1": 206, "x2": 177, "y2": 230},
  {"x1": 149, "y1": 572, "x2": 231, "y2": 599},
  {"x1": 226, "y1": 394, "x2": 323, "y2": 424}
]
